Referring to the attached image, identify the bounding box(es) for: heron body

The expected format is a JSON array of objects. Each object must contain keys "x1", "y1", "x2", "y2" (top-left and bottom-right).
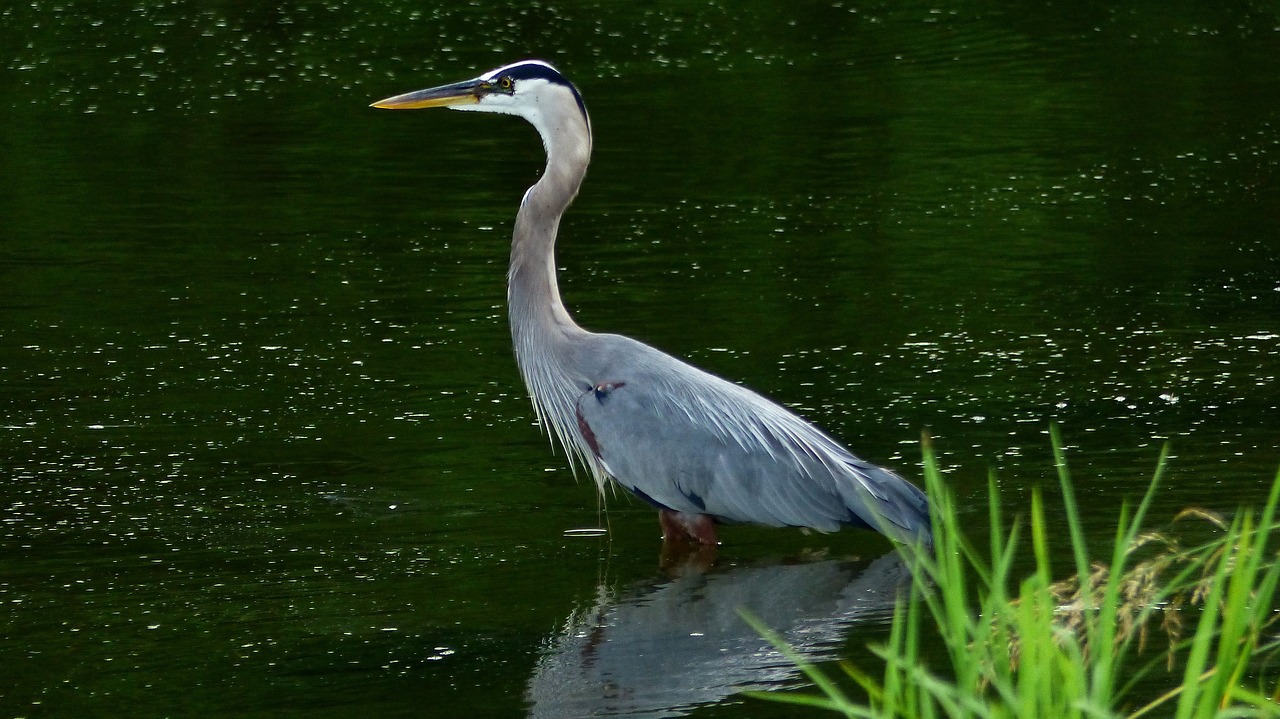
[{"x1": 372, "y1": 61, "x2": 931, "y2": 547}]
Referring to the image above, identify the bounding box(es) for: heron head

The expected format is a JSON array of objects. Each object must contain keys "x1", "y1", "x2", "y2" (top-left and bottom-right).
[{"x1": 370, "y1": 60, "x2": 587, "y2": 128}]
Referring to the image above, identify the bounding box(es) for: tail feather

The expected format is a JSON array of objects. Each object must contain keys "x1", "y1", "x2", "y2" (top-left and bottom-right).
[{"x1": 840, "y1": 459, "x2": 932, "y2": 547}]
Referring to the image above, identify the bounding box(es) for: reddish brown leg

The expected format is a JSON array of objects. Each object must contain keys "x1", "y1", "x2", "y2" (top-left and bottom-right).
[{"x1": 659, "y1": 510, "x2": 719, "y2": 546}]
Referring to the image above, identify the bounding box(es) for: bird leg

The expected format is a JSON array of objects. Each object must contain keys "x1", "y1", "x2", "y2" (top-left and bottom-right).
[{"x1": 659, "y1": 510, "x2": 719, "y2": 546}]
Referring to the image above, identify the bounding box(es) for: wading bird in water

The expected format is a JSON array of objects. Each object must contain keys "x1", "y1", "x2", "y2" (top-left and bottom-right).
[{"x1": 372, "y1": 61, "x2": 931, "y2": 548}]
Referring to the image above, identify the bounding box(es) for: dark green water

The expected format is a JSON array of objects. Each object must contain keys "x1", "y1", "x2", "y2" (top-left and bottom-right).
[{"x1": 3, "y1": 2, "x2": 1278, "y2": 717}]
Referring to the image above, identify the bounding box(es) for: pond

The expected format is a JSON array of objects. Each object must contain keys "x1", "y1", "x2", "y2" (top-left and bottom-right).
[{"x1": 2, "y1": 1, "x2": 1278, "y2": 717}]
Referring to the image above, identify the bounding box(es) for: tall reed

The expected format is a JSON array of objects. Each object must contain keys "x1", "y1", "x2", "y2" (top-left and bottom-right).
[{"x1": 746, "y1": 429, "x2": 1280, "y2": 718}]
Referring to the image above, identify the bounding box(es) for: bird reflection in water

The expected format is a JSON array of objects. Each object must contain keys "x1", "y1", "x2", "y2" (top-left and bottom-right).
[{"x1": 525, "y1": 550, "x2": 912, "y2": 718}]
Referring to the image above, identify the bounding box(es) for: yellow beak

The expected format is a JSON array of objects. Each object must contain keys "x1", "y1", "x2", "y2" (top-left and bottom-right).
[{"x1": 370, "y1": 78, "x2": 487, "y2": 110}]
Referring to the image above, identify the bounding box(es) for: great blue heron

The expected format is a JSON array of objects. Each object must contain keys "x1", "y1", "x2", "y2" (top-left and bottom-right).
[{"x1": 372, "y1": 60, "x2": 931, "y2": 547}]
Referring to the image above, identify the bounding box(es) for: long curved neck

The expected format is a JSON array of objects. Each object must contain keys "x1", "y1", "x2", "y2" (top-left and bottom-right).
[
  {"x1": 508, "y1": 107, "x2": 593, "y2": 349},
  {"x1": 507, "y1": 102, "x2": 599, "y2": 474}
]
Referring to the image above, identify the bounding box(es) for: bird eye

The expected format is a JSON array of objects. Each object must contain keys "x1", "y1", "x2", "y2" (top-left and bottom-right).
[{"x1": 498, "y1": 76, "x2": 514, "y2": 92}]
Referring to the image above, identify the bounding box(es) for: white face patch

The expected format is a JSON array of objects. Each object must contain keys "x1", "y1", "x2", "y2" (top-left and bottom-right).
[{"x1": 450, "y1": 77, "x2": 552, "y2": 120}]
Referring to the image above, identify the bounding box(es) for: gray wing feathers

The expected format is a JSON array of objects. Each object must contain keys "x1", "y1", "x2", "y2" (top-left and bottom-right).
[{"x1": 573, "y1": 339, "x2": 930, "y2": 544}]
